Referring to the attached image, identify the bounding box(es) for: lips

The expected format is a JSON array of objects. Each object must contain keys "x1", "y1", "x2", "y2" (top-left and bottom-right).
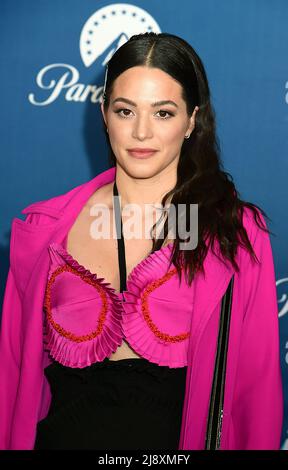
[{"x1": 127, "y1": 148, "x2": 158, "y2": 159}]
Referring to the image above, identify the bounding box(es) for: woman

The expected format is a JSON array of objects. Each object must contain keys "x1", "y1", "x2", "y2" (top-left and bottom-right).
[{"x1": 0, "y1": 32, "x2": 283, "y2": 450}]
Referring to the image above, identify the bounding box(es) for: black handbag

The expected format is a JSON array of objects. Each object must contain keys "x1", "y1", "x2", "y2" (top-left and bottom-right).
[{"x1": 204, "y1": 274, "x2": 235, "y2": 450}]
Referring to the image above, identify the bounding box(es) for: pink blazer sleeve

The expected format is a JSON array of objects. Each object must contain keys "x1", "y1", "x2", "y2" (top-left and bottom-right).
[
  {"x1": 0, "y1": 267, "x2": 23, "y2": 450},
  {"x1": 231, "y1": 212, "x2": 284, "y2": 449},
  {"x1": 0, "y1": 210, "x2": 49, "y2": 449}
]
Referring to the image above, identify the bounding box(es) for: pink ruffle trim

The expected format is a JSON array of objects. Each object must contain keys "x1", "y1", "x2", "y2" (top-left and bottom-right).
[
  {"x1": 43, "y1": 243, "x2": 123, "y2": 368},
  {"x1": 122, "y1": 243, "x2": 190, "y2": 368},
  {"x1": 43, "y1": 241, "x2": 191, "y2": 369}
]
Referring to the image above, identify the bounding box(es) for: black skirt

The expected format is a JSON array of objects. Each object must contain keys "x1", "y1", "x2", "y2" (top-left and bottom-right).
[{"x1": 34, "y1": 357, "x2": 187, "y2": 450}]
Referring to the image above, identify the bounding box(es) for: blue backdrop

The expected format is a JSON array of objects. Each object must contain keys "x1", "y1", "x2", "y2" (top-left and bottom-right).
[{"x1": 0, "y1": 0, "x2": 287, "y2": 448}]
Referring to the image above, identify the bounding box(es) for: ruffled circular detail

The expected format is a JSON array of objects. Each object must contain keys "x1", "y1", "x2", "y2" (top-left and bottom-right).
[
  {"x1": 122, "y1": 243, "x2": 191, "y2": 368},
  {"x1": 43, "y1": 243, "x2": 123, "y2": 368}
]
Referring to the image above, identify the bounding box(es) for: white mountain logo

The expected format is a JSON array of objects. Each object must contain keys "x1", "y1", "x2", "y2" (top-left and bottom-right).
[{"x1": 80, "y1": 4, "x2": 161, "y2": 68}]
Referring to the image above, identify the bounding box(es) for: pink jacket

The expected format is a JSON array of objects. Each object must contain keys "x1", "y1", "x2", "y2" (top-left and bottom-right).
[{"x1": 0, "y1": 166, "x2": 284, "y2": 450}]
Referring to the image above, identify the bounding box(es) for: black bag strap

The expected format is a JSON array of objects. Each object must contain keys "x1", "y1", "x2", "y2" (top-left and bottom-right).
[{"x1": 204, "y1": 274, "x2": 234, "y2": 450}]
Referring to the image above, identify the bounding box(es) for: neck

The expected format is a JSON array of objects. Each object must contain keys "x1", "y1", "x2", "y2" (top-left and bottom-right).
[{"x1": 114, "y1": 165, "x2": 176, "y2": 210}]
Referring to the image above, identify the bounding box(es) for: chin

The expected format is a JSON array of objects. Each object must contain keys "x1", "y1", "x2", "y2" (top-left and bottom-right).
[
  {"x1": 126, "y1": 168, "x2": 159, "y2": 180},
  {"x1": 117, "y1": 160, "x2": 162, "y2": 178}
]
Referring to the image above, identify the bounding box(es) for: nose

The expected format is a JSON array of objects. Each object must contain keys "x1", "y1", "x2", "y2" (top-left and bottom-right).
[{"x1": 132, "y1": 113, "x2": 153, "y2": 140}]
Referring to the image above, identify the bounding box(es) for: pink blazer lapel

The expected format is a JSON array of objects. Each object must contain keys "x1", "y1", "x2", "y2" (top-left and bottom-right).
[{"x1": 12, "y1": 167, "x2": 117, "y2": 300}]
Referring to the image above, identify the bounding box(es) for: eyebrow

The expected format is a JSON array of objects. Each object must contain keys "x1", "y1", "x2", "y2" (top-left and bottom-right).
[{"x1": 111, "y1": 97, "x2": 179, "y2": 108}]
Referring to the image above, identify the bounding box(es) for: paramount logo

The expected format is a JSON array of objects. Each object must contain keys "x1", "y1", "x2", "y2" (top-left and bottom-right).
[
  {"x1": 28, "y1": 63, "x2": 104, "y2": 106},
  {"x1": 28, "y1": 3, "x2": 161, "y2": 106}
]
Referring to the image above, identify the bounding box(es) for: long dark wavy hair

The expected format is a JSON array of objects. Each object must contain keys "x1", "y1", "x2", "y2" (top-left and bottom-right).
[{"x1": 102, "y1": 32, "x2": 271, "y2": 286}]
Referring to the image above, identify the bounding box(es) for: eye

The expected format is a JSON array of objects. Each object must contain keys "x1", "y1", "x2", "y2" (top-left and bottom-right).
[
  {"x1": 156, "y1": 110, "x2": 174, "y2": 119},
  {"x1": 114, "y1": 108, "x2": 133, "y2": 118},
  {"x1": 113, "y1": 108, "x2": 175, "y2": 119}
]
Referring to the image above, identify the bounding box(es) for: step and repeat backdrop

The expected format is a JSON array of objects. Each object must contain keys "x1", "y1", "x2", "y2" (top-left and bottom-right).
[{"x1": 0, "y1": 0, "x2": 287, "y2": 448}]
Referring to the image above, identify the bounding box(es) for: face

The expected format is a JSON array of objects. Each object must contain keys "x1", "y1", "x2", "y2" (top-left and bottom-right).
[{"x1": 101, "y1": 66, "x2": 197, "y2": 179}]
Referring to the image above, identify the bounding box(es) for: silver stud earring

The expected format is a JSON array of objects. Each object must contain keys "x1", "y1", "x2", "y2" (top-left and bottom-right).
[{"x1": 184, "y1": 134, "x2": 190, "y2": 139}]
